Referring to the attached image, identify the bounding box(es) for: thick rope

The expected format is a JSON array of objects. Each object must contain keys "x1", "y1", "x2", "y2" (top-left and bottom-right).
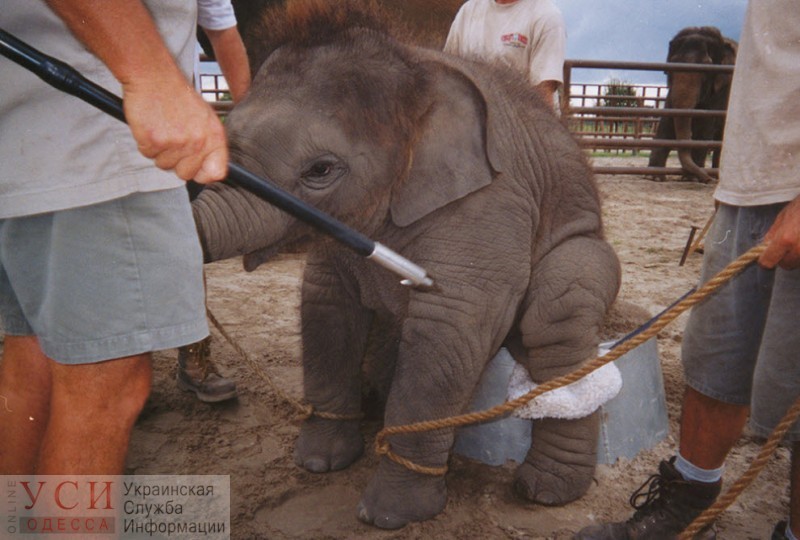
[
  {"x1": 679, "y1": 393, "x2": 800, "y2": 539},
  {"x1": 374, "y1": 243, "x2": 767, "y2": 475},
  {"x1": 205, "y1": 309, "x2": 362, "y2": 422}
]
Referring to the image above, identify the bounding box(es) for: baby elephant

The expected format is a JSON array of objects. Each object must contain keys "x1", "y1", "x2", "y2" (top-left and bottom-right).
[{"x1": 192, "y1": 0, "x2": 620, "y2": 529}]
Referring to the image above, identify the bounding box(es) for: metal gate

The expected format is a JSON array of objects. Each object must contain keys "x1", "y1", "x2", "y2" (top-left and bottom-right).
[{"x1": 562, "y1": 59, "x2": 734, "y2": 178}]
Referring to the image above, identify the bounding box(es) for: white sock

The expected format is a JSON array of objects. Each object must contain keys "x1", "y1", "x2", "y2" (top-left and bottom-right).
[
  {"x1": 786, "y1": 519, "x2": 798, "y2": 540},
  {"x1": 674, "y1": 453, "x2": 724, "y2": 484}
]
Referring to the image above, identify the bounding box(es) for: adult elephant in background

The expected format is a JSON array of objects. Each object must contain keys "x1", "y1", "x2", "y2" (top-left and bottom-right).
[
  {"x1": 647, "y1": 26, "x2": 737, "y2": 183},
  {"x1": 193, "y1": 0, "x2": 620, "y2": 530}
]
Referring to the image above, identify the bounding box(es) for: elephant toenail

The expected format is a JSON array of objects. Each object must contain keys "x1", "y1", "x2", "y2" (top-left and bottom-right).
[{"x1": 303, "y1": 456, "x2": 329, "y2": 473}]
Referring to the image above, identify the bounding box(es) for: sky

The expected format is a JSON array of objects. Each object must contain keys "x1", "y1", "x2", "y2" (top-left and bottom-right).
[{"x1": 552, "y1": 0, "x2": 748, "y2": 85}]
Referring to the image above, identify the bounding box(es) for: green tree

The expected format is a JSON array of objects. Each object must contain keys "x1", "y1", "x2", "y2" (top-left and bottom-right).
[
  {"x1": 598, "y1": 79, "x2": 641, "y2": 154},
  {"x1": 600, "y1": 79, "x2": 638, "y2": 108}
]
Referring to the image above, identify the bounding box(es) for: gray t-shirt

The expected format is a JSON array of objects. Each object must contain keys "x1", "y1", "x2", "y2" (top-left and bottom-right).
[
  {"x1": 0, "y1": 0, "x2": 198, "y2": 218},
  {"x1": 715, "y1": 0, "x2": 800, "y2": 206}
]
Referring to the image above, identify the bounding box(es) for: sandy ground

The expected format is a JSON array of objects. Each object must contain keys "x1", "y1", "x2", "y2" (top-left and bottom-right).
[{"x1": 127, "y1": 156, "x2": 790, "y2": 539}]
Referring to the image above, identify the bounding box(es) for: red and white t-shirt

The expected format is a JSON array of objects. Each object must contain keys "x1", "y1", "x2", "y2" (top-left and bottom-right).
[{"x1": 444, "y1": 0, "x2": 566, "y2": 88}]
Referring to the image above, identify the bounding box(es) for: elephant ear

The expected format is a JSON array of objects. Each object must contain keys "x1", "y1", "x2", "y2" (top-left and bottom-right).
[
  {"x1": 390, "y1": 64, "x2": 502, "y2": 227},
  {"x1": 713, "y1": 38, "x2": 738, "y2": 94}
]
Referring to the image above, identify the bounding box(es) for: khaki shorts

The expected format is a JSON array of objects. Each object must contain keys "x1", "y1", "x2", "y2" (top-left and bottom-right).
[
  {"x1": 682, "y1": 203, "x2": 800, "y2": 441},
  {"x1": 0, "y1": 188, "x2": 207, "y2": 364}
]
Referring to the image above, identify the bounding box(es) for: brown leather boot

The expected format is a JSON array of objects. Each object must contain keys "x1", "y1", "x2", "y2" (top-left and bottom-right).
[
  {"x1": 176, "y1": 337, "x2": 238, "y2": 403},
  {"x1": 574, "y1": 457, "x2": 721, "y2": 540}
]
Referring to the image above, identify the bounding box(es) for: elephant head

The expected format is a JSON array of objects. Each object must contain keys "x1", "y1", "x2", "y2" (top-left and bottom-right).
[
  {"x1": 648, "y1": 26, "x2": 737, "y2": 182},
  {"x1": 193, "y1": 0, "x2": 620, "y2": 529},
  {"x1": 193, "y1": 3, "x2": 502, "y2": 266}
]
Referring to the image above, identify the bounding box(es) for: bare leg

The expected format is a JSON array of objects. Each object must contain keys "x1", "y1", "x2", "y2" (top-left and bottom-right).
[
  {"x1": 678, "y1": 386, "x2": 749, "y2": 469},
  {"x1": 37, "y1": 353, "x2": 152, "y2": 474},
  {"x1": 0, "y1": 336, "x2": 52, "y2": 474}
]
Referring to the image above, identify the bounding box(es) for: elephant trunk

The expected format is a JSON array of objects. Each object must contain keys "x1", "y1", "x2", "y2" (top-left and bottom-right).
[
  {"x1": 674, "y1": 117, "x2": 714, "y2": 184},
  {"x1": 192, "y1": 183, "x2": 290, "y2": 263},
  {"x1": 671, "y1": 72, "x2": 715, "y2": 183}
]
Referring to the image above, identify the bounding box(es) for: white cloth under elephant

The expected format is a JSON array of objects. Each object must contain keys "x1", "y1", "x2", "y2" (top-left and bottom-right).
[{"x1": 507, "y1": 348, "x2": 622, "y2": 420}]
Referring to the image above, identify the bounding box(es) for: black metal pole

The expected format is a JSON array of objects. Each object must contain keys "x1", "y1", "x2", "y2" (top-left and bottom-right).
[
  {"x1": 0, "y1": 27, "x2": 432, "y2": 287},
  {"x1": 0, "y1": 27, "x2": 126, "y2": 123}
]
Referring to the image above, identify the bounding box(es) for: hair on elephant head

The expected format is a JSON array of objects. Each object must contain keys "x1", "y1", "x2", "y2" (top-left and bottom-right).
[
  {"x1": 192, "y1": 0, "x2": 620, "y2": 529},
  {"x1": 667, "y1": 26, "x2": 729, "y2": 66},
  {"x1": 647, "y1": 26, "x2": 737, "y2": 183},
  {"x1": 228, "y1": 0, "x2": 467, "y2": 69}
]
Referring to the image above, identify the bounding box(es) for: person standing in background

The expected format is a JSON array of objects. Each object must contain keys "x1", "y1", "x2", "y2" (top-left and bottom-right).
[
  {"x1": 196, "y1": 0, "x2": 251, "y2": 104},
  {"x1": 177, "y1": 0, "x2": 252, "y2": 404},
  {"x1": 444, "y1": 0, "x2": 566, "y2": 108}
]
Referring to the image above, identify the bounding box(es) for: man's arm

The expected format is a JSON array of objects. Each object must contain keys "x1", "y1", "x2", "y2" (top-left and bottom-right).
[
  {"x1": 203, "y1": 26, "x2": 251, "y2": 103},
  {"x1": 44, "y1": 0, "x2": 228, "y2": 183},
  {"x1": 528, "y1": 9, "x2": 566, "y2": 110},
  {"x1": 534, "y1": 80, "x2": 559, "y2": 107},
  {"x1": 759, "y1": 194, "x2": 800, "y2": 270}
]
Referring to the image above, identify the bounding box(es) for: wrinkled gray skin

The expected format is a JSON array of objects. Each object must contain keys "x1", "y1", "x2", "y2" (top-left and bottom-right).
[
  {"x1": 193, "y1": 19, "x2": 620, "y2": 530},
  {"x1": 648, "y1": 26, "x2": 737, "y2": 183}
]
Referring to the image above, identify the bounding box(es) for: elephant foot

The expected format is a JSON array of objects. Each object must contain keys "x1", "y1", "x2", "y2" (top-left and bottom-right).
[
  {"x1": 681, "y1": 173, "x2": 714, "y2": 184},
  {"x1": 356, "y1": 459, "x2": 447, "y2": 529},
  {"x1": 512, "y1": 451, "x2": 595, "y2": 506},
  {"x1": 294, "y1": 417, "x2": 363, "y2": 473}
]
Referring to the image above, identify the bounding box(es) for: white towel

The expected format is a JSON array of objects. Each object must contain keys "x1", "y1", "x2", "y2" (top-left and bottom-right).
[{"x1": 506, "y1": 347, "x2": 622, "y2": 420}]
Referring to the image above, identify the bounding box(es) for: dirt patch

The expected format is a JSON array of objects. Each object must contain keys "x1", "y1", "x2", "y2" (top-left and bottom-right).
[{"x1": 129, "y1": 157, "x2": 790, "y2": 539}]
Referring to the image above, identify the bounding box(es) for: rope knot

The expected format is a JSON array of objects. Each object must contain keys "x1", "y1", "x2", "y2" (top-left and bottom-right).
[
  {"x1": 375, "y1": 439, "x2": 390, "y2": 456},
  {"x1": 296, "y1": 404, "x2": 315, "y2": 422}
]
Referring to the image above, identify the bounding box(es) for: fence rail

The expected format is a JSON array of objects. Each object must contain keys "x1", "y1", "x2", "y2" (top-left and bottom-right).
[
  {"x1": 562, "y1": 59, "x2": 734, "y2": 178},
  {"x1": 197, "y1": 58, "x2": 734, "y2": 179}
]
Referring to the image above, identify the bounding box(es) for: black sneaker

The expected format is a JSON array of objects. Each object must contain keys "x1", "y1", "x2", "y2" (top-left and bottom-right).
[
  {"x1": 574, "y1": 457, "x2": 721, "y2": 540},
  {"x1": 177, "y1": 337, "x2": 238, "y2": 403}
]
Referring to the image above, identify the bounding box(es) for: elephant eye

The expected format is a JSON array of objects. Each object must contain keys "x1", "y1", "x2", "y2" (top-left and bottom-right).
[
  {"x1": 301, "y1": 156, "x2": 345, "y2": 189},
  {"x1": 309, "y1": 162, "x2": 332, "y2": 177}
]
